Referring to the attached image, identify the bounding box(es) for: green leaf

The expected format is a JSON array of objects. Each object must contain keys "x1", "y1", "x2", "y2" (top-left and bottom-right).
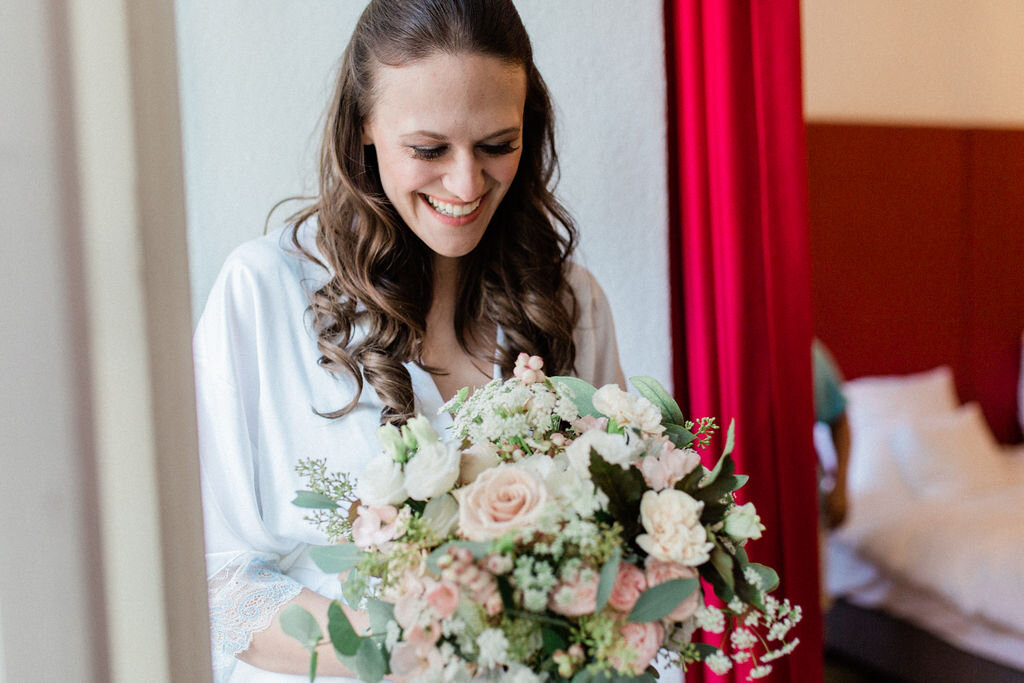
[
  {"x1": 309, "y1": 544, "x2": 364, "y2": 573},
  {"x1": 588, "y1": 452, "x2": 647, "y2": 545},
  {"x1": 710, "y1": 547, "x2": 735, "y2": 590},
  {"x1": 327, "y1": 601, "x2": 361, "y2": 656},
  {"x1": 722, "y1": 419, "x2": 735, "y2": 456},
  {"x1": 426, "y1": 540, "x2": 491, "y2": 575},
  {"x1": 626, "y1": 578, "x2": 698, "y2": 622},
  {"x1": 366, "y1": 598, "x2": 394, "y2": 636},
  {"x1": 542, "y1": 626, "x2": 567, "y2": 655},
  {"x1": 279, "y1": 604, "x2": 322, "y2": 651},
  {"x1": 341, "y1": 568, "x2": 367, "y2": 607},
  {"x1": 550, "y1": 376, "x2": 600, "y2": 417},
  {"x1": 747, "y1": 563, "x2": 780, "y2": 593},
  {"x1": 308, "y1": 649, "x2": 318, "y2": 683},
  {"x1": 699, "y1": 561, "x2": 735, "y2": 604},
  {"x1": 702, "y1": 448, "x2": 735, "y2": 490},
  {"x1": 693, "y1": 642, "x2": 721, "y2": 661},
  {"x1": 292, "y1": 490, "x2": 339, "y2": 510},
  {"x1": 629, "y1": 376, "x2": 685, "y2": 425},
  {"x1": 665, "y1": 422, "x2": 697, "y2": 449},
  {"x1": 337, "y1": 637, "x2": 388, "y2": 683},
  {"x1": 595, "y1": 546, "x2": 621, "y2": 613}
]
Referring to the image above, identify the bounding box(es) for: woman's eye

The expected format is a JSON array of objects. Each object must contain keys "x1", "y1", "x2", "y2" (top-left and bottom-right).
[
  {"x1": 410, "y1": 146, "x2": 447, "y2": 160},
  {"x1": 479, "y1": 141, "x2": 520, "y2": 156}
]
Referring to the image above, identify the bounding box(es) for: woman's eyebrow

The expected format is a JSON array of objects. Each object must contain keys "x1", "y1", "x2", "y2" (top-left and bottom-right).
[{"x1": 400, "y1": 126, "x2": 521, "y2": 142}]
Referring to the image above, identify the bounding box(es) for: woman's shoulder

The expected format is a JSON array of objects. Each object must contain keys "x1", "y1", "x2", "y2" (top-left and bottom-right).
[
  {"x1": 564, "y1": 261, "x2": 612, "y2": 320},
  {"x1": 217, "y1": 222, "x2": 325, "y2": 289}
]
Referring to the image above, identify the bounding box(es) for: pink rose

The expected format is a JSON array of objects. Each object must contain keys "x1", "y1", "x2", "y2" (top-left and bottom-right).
[
  {"x1": 453, "y1": 464, "x2": 548, "y2": 542},
  {"x1": 393, "y1": 591, "x2": 426, "y2": 630},
  {"x1": 608, "y1": 562, "x2": 647, "y2": 613},
  {"x1": 548, "y1": 568, "x2": 599, "y2": 617},
  {"x1": 612, "y1": 621, "x2": 664, "y2": 675},
  {"x1": 351, "y1": 505, "x2": 401, "y2": 550},
  {"x1": 645, "y1": 559, "x2": 700, "y2": 621},
  {"x1": 425, "y1": 579, "x2": 460, "y2": 620},
  {"x1": 637, "y1": 440, "x2": 701, "y2": 491}
]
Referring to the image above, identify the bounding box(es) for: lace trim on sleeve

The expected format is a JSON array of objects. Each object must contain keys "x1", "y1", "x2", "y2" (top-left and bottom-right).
[{"x1": 208, "y1": 555, "x2": 304, "y2": 682}]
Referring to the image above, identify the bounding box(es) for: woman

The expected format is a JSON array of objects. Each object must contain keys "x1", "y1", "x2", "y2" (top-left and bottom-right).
[{"x1": 194, "y1": 1, "x2": 624, "y2": 680}]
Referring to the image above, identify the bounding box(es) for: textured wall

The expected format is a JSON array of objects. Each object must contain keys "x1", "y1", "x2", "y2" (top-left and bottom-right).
[{"x1": 175, "y1": 0, "x2": 670, "y2": 385}]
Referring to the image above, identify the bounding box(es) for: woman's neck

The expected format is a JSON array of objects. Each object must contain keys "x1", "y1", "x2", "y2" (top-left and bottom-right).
[{"x1": 428, "y1": 255, "x2": 461, "y2": 328}]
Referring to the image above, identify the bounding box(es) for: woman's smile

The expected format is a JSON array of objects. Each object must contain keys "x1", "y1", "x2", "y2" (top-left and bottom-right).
[{"x1": 420, "y1": 192, "x2": 487, "y2": 225}]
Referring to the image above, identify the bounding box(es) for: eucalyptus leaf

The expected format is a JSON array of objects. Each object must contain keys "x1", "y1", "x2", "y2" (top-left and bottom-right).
[
  {"x1": 595, "y1": 546, "x2": 621, "y2": 613},
  {"x1": 309, "y1": 544, "x2": 364, "y2": 573},
  {"x1": 746, "y1": 563, "x2": 780, "y2": 593},
  {"x1": 550, "y1": 376, "x2": 600, "y2": 417},
  {"x1": 626, "y1": 577, "x2": 698, "y2": 622},
  {"x1": 588, "y1": 452, "x2": 646, "y2": 544},
  {"x1": 279, "y1": 604, "x2": 322, "y2": 651},
  {"x1": 337, "y1": 637, "x2": 388, "y2": 683},
  {"x1": 308, "y1": 649, "x2": 318, "y2": 683},
  {"x1": 542, "y1": 626, "x2": 567, "y2": 655},
  {"x1": 292, "y1": 490, "x2": 339, "y2": 510},
  {"x1": 341, "y1": 568, "x2": 367, "y2": 607},
  {"x1": 327, "y1": 601, "x2": 361, "y2": 656},
  {"x1": 693, "y1": 642, "x2": 721, "y2": 660},
  {"x1": 629, "y1": 376, "x2": 685, "y2": 425},
  {"x1": 366, "y1": 598, "x2": 394, "y2": 636},
  {"x1": 722, "y1": 420, "x2": 735, "y2": 456},
  {"x1": 699, "y1": 561, "x2": 735, "y2": 604}
]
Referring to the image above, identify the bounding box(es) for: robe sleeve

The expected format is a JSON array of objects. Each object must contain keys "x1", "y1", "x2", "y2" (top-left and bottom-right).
[{"x1": 193, "y1": 240, "x2": 304, "y2": 681}]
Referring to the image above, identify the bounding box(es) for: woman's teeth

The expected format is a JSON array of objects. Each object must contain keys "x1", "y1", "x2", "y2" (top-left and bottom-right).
[{"x1": 425, "y1": 195, "x2": 482, "y2": 218}]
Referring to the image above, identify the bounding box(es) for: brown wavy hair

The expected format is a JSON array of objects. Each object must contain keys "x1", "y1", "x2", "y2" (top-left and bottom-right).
[{"x1": 290, "y1": 0, "x2": 578, "y2": 424}]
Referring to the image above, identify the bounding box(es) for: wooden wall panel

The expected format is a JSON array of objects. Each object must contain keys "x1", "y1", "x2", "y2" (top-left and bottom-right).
[{"x1": 808, "y1": 123, "x2": 1024, "y2": 443}]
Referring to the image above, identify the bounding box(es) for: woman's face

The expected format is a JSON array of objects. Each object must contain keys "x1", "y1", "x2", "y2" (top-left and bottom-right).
[{"x1": 362, "y1": 52, "x2": 527, "y2": 260}]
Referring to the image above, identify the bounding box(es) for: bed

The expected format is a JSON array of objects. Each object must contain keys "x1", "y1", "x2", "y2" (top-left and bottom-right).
[{"x1": 821, "y1": 364, "x2": 1024, "y2": 681}]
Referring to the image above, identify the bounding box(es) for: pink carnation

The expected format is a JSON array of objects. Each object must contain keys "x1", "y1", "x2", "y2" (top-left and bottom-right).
[
  {"x1": 645, "y1": 559, "x2": 700, "y2": 621},
  {"x1": 572, "y1": 415, "x2": 609, "y2": 434},
  {"x1": 608, "y1": 562, "x2": 647, "y2": 613},
  {"x1": 351, "y1": 505, "x2": 402, "y2": 550},
  {"x1": 636, "y1": 440, "x2": 701, "y2": 491},
  {"x1": 424, "y1": 579, "x2": 460, "y2": 620}
]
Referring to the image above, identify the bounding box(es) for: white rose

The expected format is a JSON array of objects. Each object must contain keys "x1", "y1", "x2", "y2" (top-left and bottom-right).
[
  {"x1": 723, "y1": 502, "x2": 765, "y2": 541},
  {"x1": 592, "y1": 384, "x2": 665, "y2": 436},
  {"x1": 565, "y1": 429, "x2": 644, "y2": 472},
  {"x1": 358, "y1": 453, "x2": 408, "y2": 505},
  {"x1": 459, "y1": 442, "x2": 501, "y2": 484},
  {"x1": 421, "y1": 493, "x2": 459, "y2": 539},
  {"x1": 636, "y1": 489, "x2": 713, "y2": 566},
  {"x1": 403, "y1": 440, "x2": 460, "y2": 500}
]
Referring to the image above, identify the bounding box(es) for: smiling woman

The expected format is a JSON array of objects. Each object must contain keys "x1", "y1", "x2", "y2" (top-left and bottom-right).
[{"x1": 192, "y1": 1, "x2": 627, "y2": 681}]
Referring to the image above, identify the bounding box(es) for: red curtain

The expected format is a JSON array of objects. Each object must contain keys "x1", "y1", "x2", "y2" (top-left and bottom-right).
[{"x1": 664, "y1": 1, "x2": 823, "y2": 682}]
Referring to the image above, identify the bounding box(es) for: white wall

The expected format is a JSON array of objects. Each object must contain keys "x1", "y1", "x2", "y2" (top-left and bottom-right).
[
  {"x1": 803, "y1": 0, "x2": 1024, "y2": 125},
  {"x1": 176, "y1": 0, "x2": 671, "y2": 384}
]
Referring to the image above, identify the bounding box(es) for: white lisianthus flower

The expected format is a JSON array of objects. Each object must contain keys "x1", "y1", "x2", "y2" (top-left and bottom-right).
[
  {"x1": 421, "y1": 493, "x2": 460, "y2": 539},
  {"x1": 358, "y1": 453, "x2": 407, "y2": 505},
  {"x1": 592, "y1": 384, "x2": 665, "y2": 437},
  {"x1": 724, "y1": 502, "x2": 765, "y2": 541},
  {"x1": 636, "y1": 489, "x2": 713, "y2": 566},
  {"x1": 404, "y1": 440, "x2": 461, "y2": 501},
  {"x1": 565, "y1": 429, "x2": 645, "y2": 471},
  {"x1": 406, "y1": 414, "x2": 440, "y2": 447},
  {"x1": 377, "y1": 423, "x2": 407, "y2": 461}
]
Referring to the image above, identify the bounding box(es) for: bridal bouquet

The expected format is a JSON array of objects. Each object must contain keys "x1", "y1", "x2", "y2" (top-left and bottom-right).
[{"x1": 285, "y1": 355, "x2": 800, "y2": 682}]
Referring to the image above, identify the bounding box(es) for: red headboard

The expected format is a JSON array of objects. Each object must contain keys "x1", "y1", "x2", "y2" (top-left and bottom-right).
[{"x1": 807, "y1": 123, "x2": 1024, "y2": 444}]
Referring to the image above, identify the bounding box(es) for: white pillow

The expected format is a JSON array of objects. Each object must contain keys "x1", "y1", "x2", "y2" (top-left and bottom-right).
[
  {"x1": 890, "y1": 402, "x2": 1005, "y2": 499},
  {"x1": 844, "y1": 367, "x2": 959, "y2": 498},
  {"x1": 844, "y1": 365, "x2": 959, "y2": 427}
]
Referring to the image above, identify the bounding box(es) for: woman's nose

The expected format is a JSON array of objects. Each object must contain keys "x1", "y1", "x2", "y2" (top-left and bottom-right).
[{"x1": 442, "y1": 152, "x2": 486, "y2": 202}]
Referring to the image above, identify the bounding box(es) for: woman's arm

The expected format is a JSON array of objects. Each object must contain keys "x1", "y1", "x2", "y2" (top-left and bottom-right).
[{"x1": 237, "y1": 588, "x2": 367, "y2": 676}]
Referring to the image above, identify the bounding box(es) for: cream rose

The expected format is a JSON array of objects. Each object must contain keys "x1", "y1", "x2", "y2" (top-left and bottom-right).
[
  {"x1": 565, "y1": 429, "x2": 644, "y2": 472},
  {"x1": 403, "y1": 440, "x2": 460, "y2": 501},
  {"x1": 358, "y1": 453, "x2": 408, "y2": 505},
  {"x1": 459, "y1": 442, "x2": 501, "y2": 484},
  {"x1": 636, "y1": 489, "x2": 713, "y2": 566},
  {"x1": 454, "y1": 464, "x2": 549, "y2": 542}
]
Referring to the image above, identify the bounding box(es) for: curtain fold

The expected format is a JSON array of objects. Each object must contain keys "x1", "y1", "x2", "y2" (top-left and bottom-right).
[{"x1": 665, "y1": 1, "x2": 823, "y2": 681}]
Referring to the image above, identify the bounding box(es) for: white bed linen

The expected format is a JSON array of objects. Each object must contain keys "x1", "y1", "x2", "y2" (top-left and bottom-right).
[{"x1": 827, "y1": 534, "x2": 1024, "y2": 671}]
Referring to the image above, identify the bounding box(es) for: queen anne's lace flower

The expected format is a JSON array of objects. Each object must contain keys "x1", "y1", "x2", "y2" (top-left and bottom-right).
[
  {"x1": 476, "y1": 629, "x2": 510, "y2": 669},
  {"x1": 705, "y1": 651, "x2": 733, "y2": 674}
]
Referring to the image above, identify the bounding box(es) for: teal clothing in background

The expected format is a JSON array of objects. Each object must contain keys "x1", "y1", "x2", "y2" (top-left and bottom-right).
[{"x1": 812, "y1": 338, "x2": 846, "y2": 425}]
